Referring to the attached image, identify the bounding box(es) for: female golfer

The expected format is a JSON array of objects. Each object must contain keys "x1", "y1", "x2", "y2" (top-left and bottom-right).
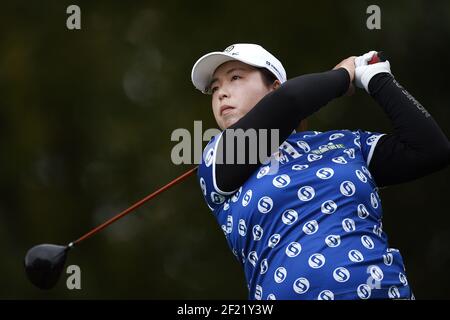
[{"x1": 191, "y1": 43, "x2": 449, "y2": 300}]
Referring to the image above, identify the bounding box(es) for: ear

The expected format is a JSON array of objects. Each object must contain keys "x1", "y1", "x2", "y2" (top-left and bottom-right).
[{"x1": 271, "y1": 79, "x2": 281, "y2": 91}]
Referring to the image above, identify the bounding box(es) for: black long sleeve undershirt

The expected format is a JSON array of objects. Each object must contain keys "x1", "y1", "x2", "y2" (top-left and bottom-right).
[
  {"x1": 215, "y1": 69, "x2": 450, "y2": 193},
  {"x1": 368, "y1": 73, "x2": 450, "y2": 187},
  {"x1": 215, "y1": 68, "x2": 350, "y2": 193}
]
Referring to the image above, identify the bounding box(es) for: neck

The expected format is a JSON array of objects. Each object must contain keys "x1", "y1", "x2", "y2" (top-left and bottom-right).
[{"x1": 296, "y1": 119, "x2": 308, "y2": 132}]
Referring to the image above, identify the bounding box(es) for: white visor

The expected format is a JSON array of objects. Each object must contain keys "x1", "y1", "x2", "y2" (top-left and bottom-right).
[{"x1": 191, "y1": 43, "x2": 287, "y2": 94}]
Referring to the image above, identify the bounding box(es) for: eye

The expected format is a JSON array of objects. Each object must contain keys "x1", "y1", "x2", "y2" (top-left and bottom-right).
[
  {"x1": 211, "y1": 86, "x2": 218, "y2": 94},
  {"x1": 231, "y1": 75, "x2": 241, "y2": 81}
]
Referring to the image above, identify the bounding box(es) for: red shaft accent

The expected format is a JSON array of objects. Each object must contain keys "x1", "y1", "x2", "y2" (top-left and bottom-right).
[
  {"x1": 72, "y1": 166, "x2": 199, "y2": 246},
  {"x1": 368, "y1": 54, "x2": 380, "y2": 64}
]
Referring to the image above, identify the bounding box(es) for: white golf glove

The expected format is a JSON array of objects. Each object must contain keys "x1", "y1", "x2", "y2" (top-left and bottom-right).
[{"x1": 355, "y1": 51, "x2": 391, "y2": 94}]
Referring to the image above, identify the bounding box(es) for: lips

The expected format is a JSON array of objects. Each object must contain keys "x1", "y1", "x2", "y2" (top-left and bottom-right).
[{"x1": 220, "y1": 105, "x2": 235, "y2": 116}]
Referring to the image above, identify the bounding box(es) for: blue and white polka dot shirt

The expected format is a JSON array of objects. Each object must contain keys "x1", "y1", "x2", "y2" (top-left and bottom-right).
[{"x1": 198, "y1": 129, "x2": 412, "y2": 300}]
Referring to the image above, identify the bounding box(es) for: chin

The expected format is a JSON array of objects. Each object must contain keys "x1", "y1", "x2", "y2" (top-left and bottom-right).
[
  {"x1": 221, "y1": 115, "x2": 241, "y2": 129},
  {"x1": 222, "y1": 119, "x2": 236, "y2": 129}
]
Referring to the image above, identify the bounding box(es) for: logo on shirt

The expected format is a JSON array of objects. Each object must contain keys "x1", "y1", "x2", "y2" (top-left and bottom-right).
[
  {"x1": 361, "y1": 235, "x2": 375, "y2": 249},
  {"x1": 293, "y1": 278, "x2": 310, "y2": 294},
  {"x1": 242, "y1": 189, "x2": 252, "y2": 207},
  {"x1": 399, "y1": 273, "x2": 408, "y2": 286},
  {"x1": 329, "y1": 133, "x2": 345, "y2": 140},
  {"x1": 248, "y1": 251, "x2": 258, "y2": 267},
  {"x1": 231, "y1": 187, "x2": 242, "y2": 202},
  {"x1": 272, "y1": 174, "x2": 291, "y2": 188},
  {"x1": 260, "y1": 259, "x2": 268, "y2": 275},
  {"x1": 221, "y1": 225, "x2": 227, "y2": 236},
  {"x1": 357, "y1": 284, "x2": 372, "y2": 299},
  {"x1": 343, "y1": 148, "x2": 356, "y2": 159},
  {"x1": 357, "y1": 204, "x2": 370, "y2": 219},
  {"x1": 366, "y1": 266, "x2": 382, "y2": 290},
  {"x1": 333, "y1": 267, "x2": 350, "y2": 283},
  {"x1": 254, "y1": 285, "x2": 262, "y2": 300},
  {"x1": 383, "y1": 253, "x2": 393, "y2": 266},
  {"x1": 318, "y1": 290, "x2": 335, "y2": 300},
  {"x1": 340, "y1": 181, "x2": 356, "y2": 197},
  {"x1": 226, "y1": 215, "x2": 233, "y2": 234},
  {"x1": 355, "y1": 170, "x2": 368, "y2": 183},
  {"x1": 274, "y1": 267, "x2": 287, "y2": 283},
  {"x1": 253, "y1": 225, "x2": 264, "y2": 241},
  {"x1": 296, "y1": 141, "x2": 311, "y2": 153},
  {"x1": 238, "y1": 219, "x2": 247, "y2": 236},
  {"x1": 311, "y1": 143, "x2": 345, "y2": 155},
  {"x1": 332, "y1": 156, "x2": 347, "y2": 164},
  {"x1": 257, "y1": 166, "x2": 270, "y2": 179},
  {"x1": 388, "y1": 286, "x2": 401, "y2": 299},
  {"x1": 321, "y1": 200, "x2": 337, "y2": 214},
  {"x1": 373, "y1": 224, "x2": 383, "y2": 237},
  {"x1": 370, "y1": 192, "x2": 379, "y2": 209},
  {"x1": 223, "y1": 199, "x2": 230, "y2": 211},
  {"x1": 325, "y1": 235, "x2": 341, "y2": 247},
  {"x1": 298, "y1": 186, "x2": 315, "y2": 201},
  {"x1": 292, "y1": 164, "x2": 309, "y2": 170},
  {"x1": 349, "y1": 250, "x2": 364, "y2": 262},
  {"x1": 268, "y1": 234, "x2": 281, "y2": 248},
  {"x1": 362, "y1": 166, "x2": 373, "y2": 179},
  {"x1": 303, "y1": 220, "x2": 319, "y2": 235},
  {"x1": 205, "y1": 148, "x2": 214, "y2": 167},
  {"x1": 316, "y1": 168, "x2": 334, "y2": 180},
  {"x1": 368, "y1": 265, "x2": 384, "y2": 282},
  {"x1": 367, "y1": 135, "x2": 381, "y2": 145},
  {"x1": 308, "y1": 253, "x2": 326, "y2": 269},
  {"x1": 282, "y1": 209, "x2": 298, "y2": 225},
  {"x1": 342, "y1": 218, "x2": 356, "y2": 232},
  {"x1": 285, "y1": 242, "x2": 302, "y2": 257},
  {"x1": 257, "y1": 196, "x2": 273, "y2": 213},
  {"x1": 199, "y1": 178, "x2": 206, "y2": 196},
  {"x1": 354, "y1": 137, "x2": 361, "y2": 148},
  {"x1": 307, "y1": 154, "x2": 322, "y2": 162},
  {"x1": 211, "y1": 192, "x2": 225, "y2": 204}
]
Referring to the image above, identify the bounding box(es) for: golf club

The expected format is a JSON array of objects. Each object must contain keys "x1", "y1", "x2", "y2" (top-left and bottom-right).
[{"x1": 24, "y1": 165, "x2": 198, "y2": 290}]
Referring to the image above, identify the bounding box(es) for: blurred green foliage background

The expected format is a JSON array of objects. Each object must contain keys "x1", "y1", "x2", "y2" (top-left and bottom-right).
[{"x1": 0, "y1": 0, "x2": 449, "y2": 299}]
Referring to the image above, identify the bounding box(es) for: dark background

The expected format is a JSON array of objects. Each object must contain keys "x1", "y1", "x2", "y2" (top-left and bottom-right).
[{"x1": 0, "y1": 0, "x2": 449, "y2": 299}]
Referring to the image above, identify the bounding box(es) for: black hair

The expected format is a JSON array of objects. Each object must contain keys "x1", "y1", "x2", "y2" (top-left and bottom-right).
[{"x1": 257, "y1": 67, "x2": 278, "y2": 88}]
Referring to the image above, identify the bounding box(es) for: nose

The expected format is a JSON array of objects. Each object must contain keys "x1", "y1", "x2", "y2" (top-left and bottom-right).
[{"x1": 217, "y1": 86, "x2": 229, "y2": 100}]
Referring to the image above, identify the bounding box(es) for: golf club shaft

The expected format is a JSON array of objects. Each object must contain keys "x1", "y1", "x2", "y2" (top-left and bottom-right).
[{"x1": 70, "y1": 166, "x2": 199, "y2": 247}]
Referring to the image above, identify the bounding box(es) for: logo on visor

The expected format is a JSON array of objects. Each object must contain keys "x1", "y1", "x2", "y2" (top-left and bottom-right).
[
  {"x1": 265, "y1": 61, "x2": 283, "y2": 79},
  {"x1": 224, "y1": 45, "x2": 234, "y2": 53}
]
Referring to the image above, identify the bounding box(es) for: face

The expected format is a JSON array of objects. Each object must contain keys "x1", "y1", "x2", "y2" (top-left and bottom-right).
[{"x1": 209, "y1": 61, "x2": 280, "y2": 129}]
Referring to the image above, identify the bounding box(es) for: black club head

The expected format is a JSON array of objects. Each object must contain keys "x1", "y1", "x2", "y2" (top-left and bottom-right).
[{"x1": 24, "y1": 244, "x2": 69, "y2": 290}]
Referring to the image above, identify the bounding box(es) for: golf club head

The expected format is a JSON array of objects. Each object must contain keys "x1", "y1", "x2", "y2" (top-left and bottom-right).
[{"x1": 24, "y1": 244, "x2": 69, "y2": 290}]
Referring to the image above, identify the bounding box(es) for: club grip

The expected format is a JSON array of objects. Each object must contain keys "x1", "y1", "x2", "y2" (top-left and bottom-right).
[{"x1": 368, "y1": 51, "x2": 387, "y2": 64}]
